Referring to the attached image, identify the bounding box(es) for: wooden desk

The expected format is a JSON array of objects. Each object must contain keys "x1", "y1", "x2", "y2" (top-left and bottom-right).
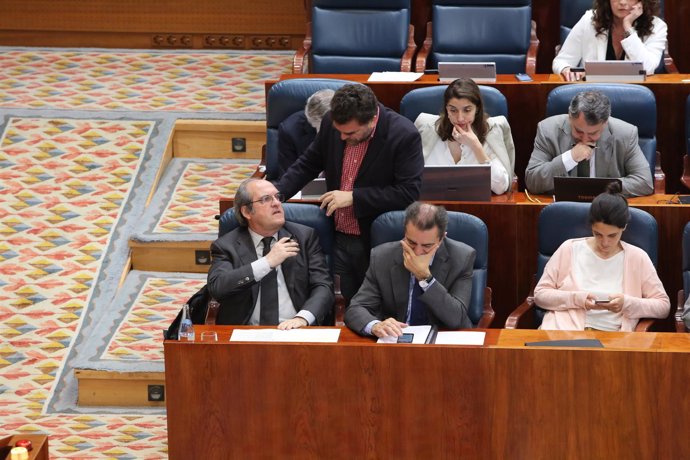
[
  {"x1": 165, "y1": 326, "x2": 690, "y2": 460},
  {"x1": 270, "y1": 73, "x2": 690, "y2": 193},
  {"x1": 221, "y1": 194, "x2": 690, "y2": 328}
]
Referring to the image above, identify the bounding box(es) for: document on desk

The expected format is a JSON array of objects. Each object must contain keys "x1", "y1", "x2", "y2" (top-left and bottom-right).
[
  {"x1": 230, "y1": 328, "x2": 341, "y2": 343},
  {"x1": 368, "y1": 72, "x2": 423, "y2": 82},
  {"x1": 377, "y1": 325, "x2": 434, "y2": 344},
  {"x1": 435, "y1": 331, "x2": 486, "y2": 346}
]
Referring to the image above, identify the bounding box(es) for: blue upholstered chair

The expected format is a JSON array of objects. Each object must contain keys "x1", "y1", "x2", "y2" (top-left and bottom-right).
[
  {"x1": 262, "y1": 78, "x2": 352, "y2": 180},
  {"x1": 370, "y1": 210, "x2": 495, "y2": 328},
  {"x1": 676, "y1": 222, "x2": 690, "y2": 332},
  {"x1": 293, "y1": 0, "x2": 416, "y2": 74},
  {"x1": 218, "y1": 202, "x2": 342, "y2": 325},
  {"x1": 545, "y1": 83, "x2": 664, "y2": 193},
  {"x1": 398, "y1": 84, "x2": 508, "y2": 122},
  {"x1": 415, "y1": 0, "x2": 540, "y2": 75},
  {"x1": 557, "y1": 0, "x2": 677, "y2": 73},
  {"x1": 505, "y1": 201, "x2": 659, "y2": 331}
]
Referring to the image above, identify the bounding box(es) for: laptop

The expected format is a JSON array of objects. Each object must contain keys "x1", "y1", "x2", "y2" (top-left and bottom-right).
[
  {"x1": 299, "y1": 177, "x2": 327, "y2": 199},
  {"x1": 438, "y1": 62, "x2": 497, "y2": 83},
  {"x1": 420, "y1": 165, "x2": 492, "y2": 201},
  {"x1": 553, "y1": 177, "x2": 622, "y2": 202},
  {"x1": 584, "y1": 61, "x2": 645, "y2": 83}
]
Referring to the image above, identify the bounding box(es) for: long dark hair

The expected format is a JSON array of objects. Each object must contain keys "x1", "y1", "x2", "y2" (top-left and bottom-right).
[
  {"x1": 589, "y1": 181, "x2": 629, "y2": 228},
  {"x1": 592, "y1": 0, "x2": 659, "y2": 39},
  {"x1": 436, "y1": 78, "x2": 488, "y2": 143}
]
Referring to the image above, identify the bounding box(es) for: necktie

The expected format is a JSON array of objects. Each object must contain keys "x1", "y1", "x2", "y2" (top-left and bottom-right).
[
  {"x1": 409, "y1": 280, "x2": 428, "y2": 326},
  {"x1": 260, "y1": 236, "x2": 279, "y2": 325},
  {"x1": 577, "y1": 158, "x2": 590, "y2": 178}
]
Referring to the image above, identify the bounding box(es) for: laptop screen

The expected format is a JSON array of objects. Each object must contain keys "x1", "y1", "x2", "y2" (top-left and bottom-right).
[
  {"x1": 420, "y1": 165, "x2": 491, "y2": 202},
  {"x1": 553, "y1": 177, "x2": 622, "y2": 202}
]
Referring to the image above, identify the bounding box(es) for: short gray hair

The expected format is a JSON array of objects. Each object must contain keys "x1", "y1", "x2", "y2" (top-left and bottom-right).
[
  {"x1": 305, "y1": 89, "x2": 335, "y2": 129},
  {"x1": 404, "y1": 202, "x2": 448, "y2": 239},
  {"x1": 568, "y1": 91, "x2": 611, "y2": 125},
  {"x1": 233, "y1": 178, "x2": 262, "y2": 227}
]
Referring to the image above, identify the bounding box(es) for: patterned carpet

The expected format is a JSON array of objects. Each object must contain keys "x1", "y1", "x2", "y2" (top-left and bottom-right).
[{"x1": 0, "y1": 48, "x2": 288, "y2": 458}]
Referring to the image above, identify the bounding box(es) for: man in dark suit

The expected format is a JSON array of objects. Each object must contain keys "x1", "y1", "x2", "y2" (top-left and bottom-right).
[
  {"x1": 277, "y1": 88, "x2": 334, "y2": 176},
  {"x1": 345, "y1": 202, "x2": 475, "y2": 338},
  {"x1": 275, "y1": 84, "x2": 424, "y2": 304},
  {"x1": 207, "y1": 178, "x2": 334, "y2": 327}
]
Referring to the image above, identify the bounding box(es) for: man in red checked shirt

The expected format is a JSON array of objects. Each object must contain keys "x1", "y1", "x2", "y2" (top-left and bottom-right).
[{"x1": 275, "y1": 84, "x2": 424, "y2": 305}]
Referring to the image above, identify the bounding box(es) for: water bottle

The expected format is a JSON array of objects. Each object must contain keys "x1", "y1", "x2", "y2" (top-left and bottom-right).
[{"x1": 179, "y1": 303, "x2": 195, "y2": 341}]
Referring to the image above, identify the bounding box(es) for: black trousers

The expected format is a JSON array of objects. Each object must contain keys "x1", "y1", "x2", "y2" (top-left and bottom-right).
[{"x1": 333, "y1": 232, "x2": 369, "y2": 305}]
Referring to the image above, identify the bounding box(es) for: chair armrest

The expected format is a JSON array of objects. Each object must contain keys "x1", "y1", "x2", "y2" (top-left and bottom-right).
[
  {"x1": 415, "y1": 21, "x2": 432, "y2": 73},
  {"x1": 525, "y1": 20, "x2": 540, "y2": 76},
  {"x1": 654, "y1": 150, "x2": 665, "y2": 194},
  {"x1": 292, "y1": 22, "x2": 312, "y2": 74},
  {"x1": 334, "y1": 274, "x2": 346, "y2": 326},
  {"x1": 252, "y1": 144, "x2": 267, "y2": 178},
  {"x1": 681, "y1": 154, "x2": 690, "y2": 190},
  {"x1": 634, "y1": 318, "x2": 655, "y2": 332},
  {"x1": 504, "y1": 298, "x2": 535, "y2": 329},
  {"x1": 400, "y1": 24, "x2": 417, "y2": 72},
  {"x1": 476, "y1": 287, "x2": 495, "y2": 329},
  {"x1": 663, "y1": 46, "x2": 679, "y2": 74},
  {"x1": 676, "y1": 289, "x2": 687, "y2": 333}
]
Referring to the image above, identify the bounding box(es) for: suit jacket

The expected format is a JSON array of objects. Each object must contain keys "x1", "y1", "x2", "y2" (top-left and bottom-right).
[
  {"x1": 275, "y1": 103, "x2": 424, "y2": 245},
  {"x1": 552, "y1": 10, "x2": 667, "y2": 75},
  {"x1": 344, "y1": 239, "x2": 476, "y2": 334},
  {"x1": 277, "y1": 111, "x2": 316, "y2": 177},
  {"x1": 207, "y1": 221, "x2": 334, "y2": 325},
  {"x1": 535, "y1": 239, "x2": 670, "y2": 331},
  {"x1": 525, "y1": 114, "x2": 653, "y2": 197}
]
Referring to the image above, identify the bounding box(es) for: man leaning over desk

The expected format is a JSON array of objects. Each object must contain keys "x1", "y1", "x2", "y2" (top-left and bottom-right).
[
  {"x1": 207, "y1": 178, "x2": 334, "y2": 328},
  {"x1": 345, "y1": 202, "x2": 475, "y2": 338},
  {"x1": 525, "y1": 90, "x2": 653, "y2": 198}
]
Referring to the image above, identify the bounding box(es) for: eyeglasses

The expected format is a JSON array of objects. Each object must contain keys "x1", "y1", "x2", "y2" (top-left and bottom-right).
[{"x1": 250, "y1": 193, "x2": 284, "y2": 205}]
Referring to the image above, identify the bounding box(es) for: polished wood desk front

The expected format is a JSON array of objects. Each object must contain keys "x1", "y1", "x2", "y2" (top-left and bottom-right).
[
  {"x1": 164, "y1": 326, "x2": 690, "y2": 460},
  {"x1": 270, "y1": 73, "x2": 690, "y2": 193},
  {"x1": 220, "y1": 194, "x2": 690, "y2": 328}
]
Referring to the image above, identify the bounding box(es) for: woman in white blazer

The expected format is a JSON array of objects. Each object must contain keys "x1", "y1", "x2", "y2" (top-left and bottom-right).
[
  {"x1": 413, "y1": 78, "x2": 515, "y2": 195},
  {"x1": 553, "y1": 0, "x2": 667, "y2": 81}
]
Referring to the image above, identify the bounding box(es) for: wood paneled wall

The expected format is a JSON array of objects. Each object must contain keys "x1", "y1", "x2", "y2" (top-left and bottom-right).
[{"x1": 0, "y1": 1, "x2": 687, "y2": 72}]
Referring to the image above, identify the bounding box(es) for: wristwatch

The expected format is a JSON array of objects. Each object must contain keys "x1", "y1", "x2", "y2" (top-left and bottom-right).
[
  {"x1": 419, "y1": 274, "x2": 434, "y2": 290},
  {"x1": 623, "y1": 29, "x2": 633, "y2": 39}
]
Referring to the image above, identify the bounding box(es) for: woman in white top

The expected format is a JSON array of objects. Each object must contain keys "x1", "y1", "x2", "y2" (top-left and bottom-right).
[
  {"x1": 553, "y1": 0, "x2": 668, "y2": 81},
  {"x1": 414, "y1": 78, "x2": 515, "y2": 195}
]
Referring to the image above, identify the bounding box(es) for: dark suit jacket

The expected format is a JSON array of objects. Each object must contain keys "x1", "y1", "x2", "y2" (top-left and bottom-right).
[
  {"x1": 207, "y1": 221, "x2": 334, "y2": 325},
  {"x1": 344, "y1": 239, "x2": 476, "y2": 334},
  {"x1": 274, "y1": 103, "x2": 424, "y2": 245},
  {"x1": 278, "y1": 111, "x2": 316, "y2": 176}
]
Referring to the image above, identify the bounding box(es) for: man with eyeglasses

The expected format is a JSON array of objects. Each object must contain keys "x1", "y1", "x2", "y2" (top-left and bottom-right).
[
  {"x1": 344, "y1": 202, "x2": 475, "y2": 338},
  {"x1": 275, "y1": 84, "x2": 424, "y2": 306},
  {"x1": 206, "y1": 178, "x2": 334, "y2": 327}
]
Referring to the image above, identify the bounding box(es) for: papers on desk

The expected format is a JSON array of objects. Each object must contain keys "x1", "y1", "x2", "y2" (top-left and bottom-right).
[
  {"x1": 377, "y1": 325, "x2": 434, "y2": 344},
  {"x1": 230, "y1": 328, "x2": 341, "y2": 343},
  {"x1": 368, "y1": 72, "x2": 423, "y2": 82},
  {"x1": 435, "y1": 331, "x2": 486, "y2": 346}
]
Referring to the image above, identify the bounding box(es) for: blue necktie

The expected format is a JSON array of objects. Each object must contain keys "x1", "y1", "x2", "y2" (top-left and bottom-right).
[{"x1": 409, "y1": 280, "x2": 428, "y2": 326}]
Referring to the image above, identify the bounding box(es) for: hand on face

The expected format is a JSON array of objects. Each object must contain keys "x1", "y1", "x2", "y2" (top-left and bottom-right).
[
  {"x1": 571, "y1": 143, "x2": 595, "y2": 162},
  {"x1": 265, "y1": 236, "x2": 300, "y2": 268},
  {"x1": 319, "y1": 190, "x2": 353, "y2": 216},
  {"x1": 622, "y1": 2, "x2": 644, "y2": 28},
  {"x1": 400, "y1": 239, "x2": 440, "y2": 281},
  {"x1": 452, "y1": 123, "x2": 480, "y2": 149}
]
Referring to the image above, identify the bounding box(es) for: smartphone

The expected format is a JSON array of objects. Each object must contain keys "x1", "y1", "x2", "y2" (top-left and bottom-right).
[
  {"x1": 594, "y1": 299, "x2": 610, "y2": 304},
  {"x1": 570, "y1": 67, "x2": 585, "y2": 73},
  {"x1": 397, "y1": 333, "x2": 414, "y2": 343},
  {"x1": 515, "y1": 73, "x2": 532, "y2": 82}
]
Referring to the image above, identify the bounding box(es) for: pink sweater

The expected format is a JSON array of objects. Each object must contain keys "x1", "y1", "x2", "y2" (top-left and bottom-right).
[{"x1": 534, "y1": 238, "x2": 670, "y2": 331}]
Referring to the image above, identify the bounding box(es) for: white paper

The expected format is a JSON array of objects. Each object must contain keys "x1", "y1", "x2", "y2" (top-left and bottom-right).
[
  {"x1": 230, "y1": 328, "x2": 341, "y2": 343},
  {"x1": 377, "y1": 325, "x2": 432, "y2": 344},
  {"x1": 434, "y1": 331, "x2": 486, "y2": 346},
  {"x1": 367, "y1": 72, "x2": 423, "y2": 82}
]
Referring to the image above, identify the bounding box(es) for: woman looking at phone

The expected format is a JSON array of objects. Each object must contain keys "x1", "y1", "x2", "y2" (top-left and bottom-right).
[{"x1": 534, "y1": 182, "x2": 669, "y2": 331}]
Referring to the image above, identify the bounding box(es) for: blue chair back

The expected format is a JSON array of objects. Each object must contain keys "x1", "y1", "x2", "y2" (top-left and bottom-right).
[
  {"x1": 545, "y1": 83, "x2": 657, "y2": 180},
  {"x1": 399, "y1": 85, "x2": 508, "y2": 122},
  {"x1": 559, "y1": 0, "x2": 591, "y2": 45},
  {"x1": 265, "y1": 78, "x2": 351, "y2": 180},
  {"x1": 430, "y1": 0, "x2": 533, "y2": 74},
  {"x1": 533, "y1": 201, "x2": 658, "y2": 326},
  {"x1": 370, "y1": 210, "x2": 488, "y2": 326},
  {"x1": 683, "y1": 222, "x2": 690, "y2": 302},
  {"x1": 219, "y1": 203, "x2": 335, "y2": 271},
  {"x1": 311, "y1": 0, "x2": 412, "y2": 74}
]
